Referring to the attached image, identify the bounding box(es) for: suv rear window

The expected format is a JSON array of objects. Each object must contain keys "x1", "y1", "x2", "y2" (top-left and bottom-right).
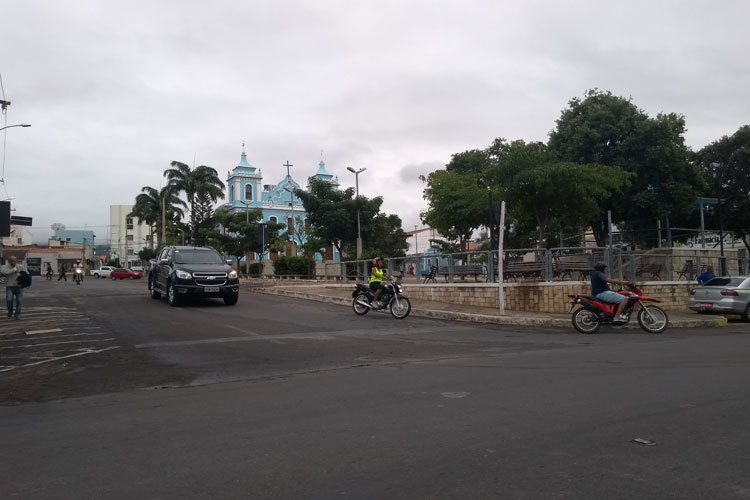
[{"x1": 174, "y1": 250, "x2": 224, "y2": 265}]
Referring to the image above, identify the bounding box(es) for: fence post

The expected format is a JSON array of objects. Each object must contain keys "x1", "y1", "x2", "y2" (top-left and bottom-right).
[
  {"x1": 629, "y1": 253, "x2": 636, "y2": 283},
  {"x1": 486, "y1": 250, "x2": 494, "y2": 283},
  {"x1": 448, "y1": 254, "x2": 454, "y2": 283},
  {"x1": 544, "y1": 249, "x2": 553, "y2": 281}
]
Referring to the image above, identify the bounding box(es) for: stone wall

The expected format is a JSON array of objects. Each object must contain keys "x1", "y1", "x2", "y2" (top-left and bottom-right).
[{"x1": 403, "y1": 281, "x2": 697, "y2": 313}]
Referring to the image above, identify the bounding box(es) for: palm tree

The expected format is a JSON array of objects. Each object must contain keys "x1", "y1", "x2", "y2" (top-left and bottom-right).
[
  {"x1": 129, "y1": 185, "x2": 186, "y2": 247},
  {"x1": 164, "y1": 161, "x2": 225, "y2": 243}
]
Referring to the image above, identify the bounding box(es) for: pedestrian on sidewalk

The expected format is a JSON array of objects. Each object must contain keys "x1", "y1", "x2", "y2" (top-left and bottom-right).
[
  {"x1": 1, "y1": 256, "x2": 26, "y2": 320},
  {"x1": 58, "y1": 264, "x2": 67, "y2": 281},
  {"x1": 45, "y1": 263, "x2": 54, "y2": 280}
]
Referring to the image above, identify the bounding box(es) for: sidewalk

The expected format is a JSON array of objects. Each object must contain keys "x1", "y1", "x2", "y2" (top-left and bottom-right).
[{"x1": 242, "y1": 281, "x2": 725, "y2": 329}]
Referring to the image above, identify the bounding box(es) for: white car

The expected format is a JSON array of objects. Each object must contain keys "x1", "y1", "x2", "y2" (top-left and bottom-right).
[{"x1": 91, "y1": 266, "x2": 115, "y2": 278}]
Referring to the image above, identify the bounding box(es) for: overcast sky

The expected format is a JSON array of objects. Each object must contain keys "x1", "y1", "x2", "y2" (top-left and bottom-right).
[{"x1": 2, "y1": 0, "x2": 748, "y2": 245}]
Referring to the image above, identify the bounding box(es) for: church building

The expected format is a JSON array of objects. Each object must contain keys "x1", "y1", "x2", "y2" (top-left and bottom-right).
[{"x1": 223, "y1": 147, "x2": 340, "y2": 261}]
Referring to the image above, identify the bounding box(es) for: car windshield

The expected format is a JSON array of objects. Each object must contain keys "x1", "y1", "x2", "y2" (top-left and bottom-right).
[{"x1": 174, "y1": 250, "x2": 224, "y2": 265}]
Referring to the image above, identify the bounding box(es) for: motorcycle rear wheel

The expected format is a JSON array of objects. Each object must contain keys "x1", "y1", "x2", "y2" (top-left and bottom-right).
[
  {"x1": 572, "y1": 307, "x2": 601, "y2": 334},
  {"x1": 637, "y1": 306, "x2": 668, "y2": 333},
  {"x1": 352, "y1": 295, "x2": 370, "y2": 316},
  {"x1": 390, "y1": 296, "x2": 411, "y2": 319}
]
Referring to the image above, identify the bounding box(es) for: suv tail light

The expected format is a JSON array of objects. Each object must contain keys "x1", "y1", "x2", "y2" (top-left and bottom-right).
[
  {"x1": 689, "y1": 289, "x2": 696, "y2": 295},
  {"x1": 720, "y1": 290, "x2": 739, "y2": 296}
]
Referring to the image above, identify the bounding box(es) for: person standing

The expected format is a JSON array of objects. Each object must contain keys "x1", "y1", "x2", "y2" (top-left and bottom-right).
[
  {"x1": 1, "y1": 256, "x2": 26, "y2": 320},
  {"x1": 697, "y1": 265, "x2": 716, "y2": 285},
  {"x1": 58, "y1": 263, "x2": 68, "y2": 282}
]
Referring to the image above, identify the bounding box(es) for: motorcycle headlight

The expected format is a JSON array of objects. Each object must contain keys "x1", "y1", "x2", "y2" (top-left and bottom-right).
[
  {"x1": 175, "y1": 270, "x2": 192, "y2": 279},
  {"x1": 229, "y1": 270, "x2": 238, "y2": 279}
]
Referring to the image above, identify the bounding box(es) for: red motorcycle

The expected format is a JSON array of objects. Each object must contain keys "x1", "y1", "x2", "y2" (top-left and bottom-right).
[{"x1": 567, "y1": 284, "x2": 669, "y2": 334}]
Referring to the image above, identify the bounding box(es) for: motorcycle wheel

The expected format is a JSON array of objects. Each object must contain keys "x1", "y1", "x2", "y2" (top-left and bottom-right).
[
  {"x1": 637, "y1": 306, "x2": 668, "y2": 333},
  {"x1": 352, "y1": 295, "x2": 370, "y2": 316},
  {"x1": 572, "y1": 307, "x2": 601, "y2": 334},
  {"x1": 390, "y1": 296, "x2": 411, "y2": 319}
]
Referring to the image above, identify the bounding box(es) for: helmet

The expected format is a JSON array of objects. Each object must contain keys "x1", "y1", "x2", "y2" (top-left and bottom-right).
[
  {"x1": 593, "y1": 262, "x2": 608, "y2": 272},
  {"x1": 372, "y1": 257, "x2": 381, "y2": 265}
]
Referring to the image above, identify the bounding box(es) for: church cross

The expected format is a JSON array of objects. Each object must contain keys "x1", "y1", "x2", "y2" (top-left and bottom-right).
[{"x1": 283, "y1": 160, "x2": 293, "y2": 178}]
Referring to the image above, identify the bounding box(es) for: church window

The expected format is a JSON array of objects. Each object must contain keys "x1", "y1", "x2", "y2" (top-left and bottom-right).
[
  {"x1": 287, "y1": 217, "x2": 295, "y2": 233},
  {"x1": 245, "y1": 184, "x2": 253, "y2": 201},
  {"x1": 229, "y1": 185, "x2": 234, "y2": 202},
  {"x1": 269, "y1": 216, "x2": 277, "y2": 224}
]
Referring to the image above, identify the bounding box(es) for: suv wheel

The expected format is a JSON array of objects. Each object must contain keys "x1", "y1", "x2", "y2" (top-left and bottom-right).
[
  {"x1": 149, "y1": 278, "x2": 161, "y2": 300},
  {"x1": 168, "y1": 282, "x2": 181, "y2": 307},
  {"x1": 223, "y1": 294, "x2": 239, "y2": 306}
]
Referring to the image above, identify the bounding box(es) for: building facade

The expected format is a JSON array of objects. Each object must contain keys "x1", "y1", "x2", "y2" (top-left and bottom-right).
[
  {"x1": 223, "y1": 149, "x2": 340, "y2": 260},
  {"x1": 109, "y1": 205, "x2": 152, "y2": 267}
]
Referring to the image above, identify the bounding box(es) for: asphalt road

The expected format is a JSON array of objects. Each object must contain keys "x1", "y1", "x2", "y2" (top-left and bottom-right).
[{"x1": 2, "y1": 278, "x2": 750, "y2": 499}]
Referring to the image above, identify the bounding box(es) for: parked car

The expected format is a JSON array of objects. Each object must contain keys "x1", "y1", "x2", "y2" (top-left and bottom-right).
[
  {"x1": 91, "y1": 266, "x2": 115, "y2": 279},
  {"x1": 689, "y1": 276, "x2": 750, "y2": 321},
  {"x1": 148, "y1": 245, "x2": 239, "y2": 306},
  {"x1": 111, "y1": 268, "x2": 143, "y2": 280}
]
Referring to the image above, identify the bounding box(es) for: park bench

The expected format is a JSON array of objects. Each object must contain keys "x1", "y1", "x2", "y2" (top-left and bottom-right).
[
  {"x1": 504, "y1": 261, "x2": 544, "y2": 281},
  {"x1": 422, "y1": 266, "x2": 438, "y2": 283},
  {"x1": 554, "y1": 257, "x2": 592, "y2": 281},
  {"x1": 676, "y1": 261, "x2": 696, "y2": 281},
  {"x1": 438, "y1": 264, "x2": 484, "y2": 282},
  {"x1": 636, "y1": 263, "x2": 663, "y2": 280}
]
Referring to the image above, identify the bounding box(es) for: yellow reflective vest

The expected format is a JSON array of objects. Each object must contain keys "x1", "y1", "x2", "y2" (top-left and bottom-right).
[{"x1": 370, "y1": 267, "x2": 385, "y2": 283}]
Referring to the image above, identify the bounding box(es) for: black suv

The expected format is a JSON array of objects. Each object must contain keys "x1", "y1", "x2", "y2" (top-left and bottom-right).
[{"x1": 149, "y1": 246, "x2": 239, "y2": 306}]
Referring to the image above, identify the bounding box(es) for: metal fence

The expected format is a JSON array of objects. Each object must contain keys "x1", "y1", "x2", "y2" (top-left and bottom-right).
[{"x1": 319, "y1": 246, "x2": 748, "y2": 283}]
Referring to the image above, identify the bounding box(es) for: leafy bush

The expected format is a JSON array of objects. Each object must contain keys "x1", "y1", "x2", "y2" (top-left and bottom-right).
[{"x1": 273, "y1": 256, "x2": 313, "y2": 277}]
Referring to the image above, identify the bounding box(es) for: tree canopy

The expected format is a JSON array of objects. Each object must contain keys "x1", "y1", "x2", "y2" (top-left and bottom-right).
[
  {"x1": 295, "y1": 178, "x2": 408, "y2": 258},
  {"x1": 548, "y1": 89, "x2": 704, "y2": 245},
  {"x1": 695, "y1": 125, "x2": 750, "y2": 251}
]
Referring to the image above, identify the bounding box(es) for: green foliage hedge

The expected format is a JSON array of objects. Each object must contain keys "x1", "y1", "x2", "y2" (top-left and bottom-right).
[{"x1": 273, "y1": 256, "x2": 313, "y2": 277}]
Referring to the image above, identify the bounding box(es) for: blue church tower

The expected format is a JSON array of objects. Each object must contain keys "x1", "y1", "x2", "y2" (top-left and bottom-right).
[{"x1": 224, "y1": 146, "x2": 339, "y2": 261}]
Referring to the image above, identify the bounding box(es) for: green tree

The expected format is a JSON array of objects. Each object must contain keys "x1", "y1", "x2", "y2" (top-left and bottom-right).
[
  {"x1": 497, "y1": 140, "x2": 631, "y2": 247},
  {"x1": 420, "y1": 169, "x2": 487, "y2": 251},
  {"x1": 164, "y1": 161, "x2": 225, "y2": 244},
  {"x1": 695, "y1": 125, "x2": 750, "y2": 252},
  {"x1": 209, "y1": 209, "x2": 285, "y2": 272},
  {"x1": 129, "y1": 185, "x2": 186, "y2": 248},
  {"x1": 549, "y1": 89, "x2": 704, "y2": 246},
  {"x1": 295, "y1": 179, "x2": 401, "y2": 258}
]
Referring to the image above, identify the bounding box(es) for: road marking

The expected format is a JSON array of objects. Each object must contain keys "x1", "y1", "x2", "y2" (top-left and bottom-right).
[
  {"x1": 0, "y1": 332, "x2": 107, "y2": 343},
  {"x1": 1, "y1": 338, "x2": 115, "y2": 349},
  {"x1": 226, "y1": 324, "x2": 286, "y2": 344},
  {"x1": 0, "y1": 346, "x2": 120, "y2": 372},
  {"x1": 25, "y1": 328, "x2": 64, "y2": 335}
]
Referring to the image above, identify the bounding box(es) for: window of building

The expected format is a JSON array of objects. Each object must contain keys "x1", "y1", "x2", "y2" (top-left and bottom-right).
[
  {"x1": 287, "y1": 217, "x2": 295, "y2": 233},
  {"x1": 229, "y1": 185, "x2": 234, "y2": 202},
  {"x1": 17, "y1": 237, "x2": 23, "y2": 245},
  {"x1": 245, "y1": 184, "x2": 253, "y2": 201},
  {"x1": 304, "y1": 218, "x2": 311, "y2": 230},
  {"x1": 126, "y1": 217, "x2": 134, "y2": 230},
  {"x1": 126, "y1": 235, "x2": 134, "y2": 241},
  {"x1": 128, "y1": 249, "x2": 135, "y2": 255},
  {"x1": 269, "y1": 216, "x2": 277, "y2": 224}
]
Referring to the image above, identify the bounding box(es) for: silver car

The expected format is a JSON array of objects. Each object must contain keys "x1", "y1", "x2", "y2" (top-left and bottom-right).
[{"x1": 689, "y1": 276, "x2": 750, "y2": 321}]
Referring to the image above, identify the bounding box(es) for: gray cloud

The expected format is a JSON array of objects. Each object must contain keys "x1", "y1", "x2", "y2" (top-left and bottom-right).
[{"x1": 2, "y1": 0, "x2": 748, "y2": 242}]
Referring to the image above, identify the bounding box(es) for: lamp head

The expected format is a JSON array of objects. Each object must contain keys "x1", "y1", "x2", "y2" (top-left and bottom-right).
[{"x1": 347, "y1": 166, "x2": 356, "y2": 173}]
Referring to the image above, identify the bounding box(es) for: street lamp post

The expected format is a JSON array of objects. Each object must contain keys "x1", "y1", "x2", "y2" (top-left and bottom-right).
[
  {"x1": 710, "y1": 162, "x2": 726, "y2": 275},
  {"x1": 0, "y1": 123, "x2": 31, "y2": 132},
  {"x1": 346, "y1": 166, "x2": 366, "y2": 258}
]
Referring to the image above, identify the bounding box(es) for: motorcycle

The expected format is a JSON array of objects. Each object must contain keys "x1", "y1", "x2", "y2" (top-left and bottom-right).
[
  {"x1": 74, "y1": 267, "x2": 83, "y2": 285},
  {"x1": 568, "y1": 283, "x2": 668, "y2": 334},
  {"x1": 352, "y1": 278, "x2": 412, "y2": 319}
]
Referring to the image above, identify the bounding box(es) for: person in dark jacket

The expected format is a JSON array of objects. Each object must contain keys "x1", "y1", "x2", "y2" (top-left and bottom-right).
[{"x1": 697, "y1": 266, "x2": 716, "y2": 285}]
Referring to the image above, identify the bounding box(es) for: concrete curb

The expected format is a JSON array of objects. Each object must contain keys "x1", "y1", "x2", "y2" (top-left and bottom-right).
[{"x1": 250, "y1": 287, "x2": 723, "y2": 329}]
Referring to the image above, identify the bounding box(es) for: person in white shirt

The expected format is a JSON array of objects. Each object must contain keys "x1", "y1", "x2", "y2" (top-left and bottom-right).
[{"x1": 1, "y1": 256, "x2": 26, "y2": 319}]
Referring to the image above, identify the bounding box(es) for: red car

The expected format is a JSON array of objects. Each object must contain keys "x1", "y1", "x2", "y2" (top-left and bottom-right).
[{"x1": 111, "y1": 268, "x2": 143, "y2": 280}]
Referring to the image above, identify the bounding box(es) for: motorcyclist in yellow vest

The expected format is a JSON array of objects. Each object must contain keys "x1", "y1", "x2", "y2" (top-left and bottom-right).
[{"x1": 369, "y1": 257, "x2": 389, "y2": 308}]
